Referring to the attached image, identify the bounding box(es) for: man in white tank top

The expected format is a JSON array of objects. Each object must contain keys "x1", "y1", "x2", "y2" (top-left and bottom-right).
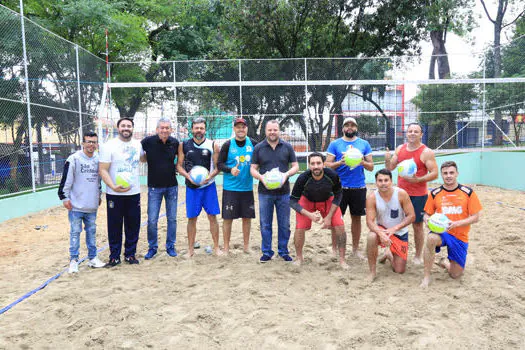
[{"x1": 366, "y1": 169, "x2": 415, "y2": 282}]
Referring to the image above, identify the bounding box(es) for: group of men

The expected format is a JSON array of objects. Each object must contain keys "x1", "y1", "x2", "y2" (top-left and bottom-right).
[{"x1": 58, "y1": 116, "x2": 481, "y2": 287}]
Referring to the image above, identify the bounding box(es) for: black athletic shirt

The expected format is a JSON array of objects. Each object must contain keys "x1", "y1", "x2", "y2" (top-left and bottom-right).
[
  {"x1": 141, "y1": 135, "x2": 179, "y2": 187},
  {"x1": 290, "y1": 168, "x2": 343, "y2": 213}
]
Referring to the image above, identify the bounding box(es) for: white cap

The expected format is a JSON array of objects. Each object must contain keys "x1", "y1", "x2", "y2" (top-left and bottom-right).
[{"x1": 343, "y1": 117, "x2": 358, "y2": 126}]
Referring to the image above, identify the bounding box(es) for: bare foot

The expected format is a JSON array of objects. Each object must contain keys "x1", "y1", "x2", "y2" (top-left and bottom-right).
[
  {"x1": 331, "y1": 247, "x2": 338, "y2": 257},
  {"x1": 434, "y1": 256, "x2": 449, "y2": 270},
  {"x1": 352, "y1": 250, "x2": 366, "y2": 260},
  {"x1": 188, "y1": 250, "x2": 195, "y2": 258},
  {"x1": 340, "y1": 261, "x2": 349, "y2": 270},
  {"x1": 293, "y1": 260, "x2": 303, "y2": 267},
  {"x1": 215, "y1": 248, "x2": 224, "y2": 256},
  {"x1": 419, "y1": 277, "x2": 430, "y2": 288},
  {"x1": 367, "y1": 272, "x2": 377, "y2": 283},
  {"x1": 413, "y1": 256, "x2": 423, "y2": 265}
]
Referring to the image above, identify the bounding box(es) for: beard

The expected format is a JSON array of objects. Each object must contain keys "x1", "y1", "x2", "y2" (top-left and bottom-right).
[
  {"x1": 194, "y1": 133, "x2": 204, "y2": 141},
  {"x1": 344, "y1": 131, "x2": 357, "y2": 138},
  {"x1": 312, "y1": 169, "x2": 323, "y2": 177},
  {"x1": 119, "y1": 130, "x2": 132, "y2": 139}
]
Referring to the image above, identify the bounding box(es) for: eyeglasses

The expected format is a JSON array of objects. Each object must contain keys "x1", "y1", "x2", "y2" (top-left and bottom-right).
[{"x1": 83, "y1": 141, "x2": 98, "y2": 145}]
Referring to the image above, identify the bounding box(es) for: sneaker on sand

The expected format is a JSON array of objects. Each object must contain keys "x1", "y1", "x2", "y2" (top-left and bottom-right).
[
  {"x1": 105, "y1": 258, "x2": 121, "y2": 267},
  {"x1": 87, "y1": 257, "x2": 106, "y2": 268},
  {"x1": 144, "y1": 248, "x2": 157, "y2": 260},
  {"x1": 125, "y1": 255, "x2": 139, "y2": 264},
  {"x1": 280, "y1": 254, "x2": 293, "y2": 262},
  {"x1": 260, "y1": 254, "x2": 272, "y2": 263},
  {"x1": 68, "y1": 259, "x2": 79, "y2": 273},
  {"x1": 166, "y1": 246, "x2": 177, "y2": 257}
]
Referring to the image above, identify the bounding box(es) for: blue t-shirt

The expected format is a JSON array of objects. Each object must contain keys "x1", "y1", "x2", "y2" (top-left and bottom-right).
[
  {"x1": 223, "y1": 137, "x2": 254, "y2": 191},
  {"x1": 326, "y1": 137, "x2": 372, "y2": 188}
]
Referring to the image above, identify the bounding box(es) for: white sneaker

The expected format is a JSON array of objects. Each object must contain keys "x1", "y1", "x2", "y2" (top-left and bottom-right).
[
  {"x1": 87, "y1": 256, "x2": 106, "y2": 268},
  {"x1": 68, "y1": 260, "x2": 79, "y2": 273}
]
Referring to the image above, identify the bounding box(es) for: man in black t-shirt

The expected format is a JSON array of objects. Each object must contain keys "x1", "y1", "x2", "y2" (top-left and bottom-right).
[
  {"x1": 141, "y1": 118, "x2": 180, "y2": 260},
  {"x1": 290, "y1": 152, "x2": 347, "y2": 268}
]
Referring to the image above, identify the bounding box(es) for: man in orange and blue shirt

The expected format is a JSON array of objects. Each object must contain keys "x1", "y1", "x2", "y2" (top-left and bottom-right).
[{"x1": 420, "y1": 161, "x2": 482, "y2": 288}]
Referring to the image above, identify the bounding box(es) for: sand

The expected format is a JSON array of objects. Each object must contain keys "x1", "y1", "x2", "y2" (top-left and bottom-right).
[{"x1": 0, "y1": 184, "x2": 524, "y2": 349}]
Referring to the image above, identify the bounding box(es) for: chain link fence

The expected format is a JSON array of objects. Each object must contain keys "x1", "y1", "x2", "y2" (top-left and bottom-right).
[
  {"x1": 0, "y1": 5, "x2": 105, "y2": 197},
  {"x1": 2, "y1": 3, "x2": 524, "y2": 197}
]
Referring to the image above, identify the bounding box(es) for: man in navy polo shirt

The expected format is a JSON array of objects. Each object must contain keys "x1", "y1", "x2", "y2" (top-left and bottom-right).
[
  {"x1": 250, "y1": 120, "x2": 299, "y2": 263},
  {"x1": 326, "y1": 117, "x2": 374, "y2": 259},
  {"x1": 141, "y1": 118, "x2": 180, "y2": 259}
]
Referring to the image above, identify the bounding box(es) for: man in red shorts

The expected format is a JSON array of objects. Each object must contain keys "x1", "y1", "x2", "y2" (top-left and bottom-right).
[
  {"x1": 384, "y1": 123, "x2": 438, "y2": 264},
  {"x1": 366, "y1": 168, "x2": 415, "y2": 282},
  {"x1": 420, "y1": 161, "x2": 482, "y2": 288},
  {"x1": 290, "y1": 152, "x2": 347, "y2": 268}
]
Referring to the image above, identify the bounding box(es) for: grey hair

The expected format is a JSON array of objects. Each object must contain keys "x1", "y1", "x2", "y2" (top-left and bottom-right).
[{"x1": 157, "y1": 117, "x2": 172, "y2": 128}]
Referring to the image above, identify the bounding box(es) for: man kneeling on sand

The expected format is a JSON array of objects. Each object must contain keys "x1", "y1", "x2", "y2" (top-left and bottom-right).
[
  {"x1": 366, "y1": 169, "x2": 415, "y2": 281},
  {"x1": 290, "y1": 152, "x2": 347, "y2": 268}
]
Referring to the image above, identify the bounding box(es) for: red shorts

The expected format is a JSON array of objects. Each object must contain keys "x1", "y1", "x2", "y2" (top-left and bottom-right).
[
  {"x1": 296, "y1": 196, "x2": 344, "y2": 230},
  {"x1": 377, "y1": 225, "x2": 409, "y2": 261}
]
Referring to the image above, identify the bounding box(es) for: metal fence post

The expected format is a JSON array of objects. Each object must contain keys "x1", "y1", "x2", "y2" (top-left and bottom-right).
[
  {"x1": 19, "y1": 0, "x2": 36, "y2": 192},
  {"x1": 75, "y1": 45, "x2": 83, "y2": 141},
  {"x1": 238, "y1": 59, "x2": 243, "y2": 118},
  {"x1": 482, "y1": 53, "x2": 486, "y2": 151},
  {"x1": 304, "y1": 58, "x2": 309, "y2": 153},
  {"x1": 173, "y1": 61, "x2": 178, "y2": 135}
]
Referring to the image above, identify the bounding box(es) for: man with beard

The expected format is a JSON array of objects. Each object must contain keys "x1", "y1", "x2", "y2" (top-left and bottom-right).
[
  {"x1": 99, "y1": 118, "x2": 145, "y2": 267},
  {"x1": 217, "y1": 117, "x2": 257, "y2": 254},
  {"x1": 366, "y1": 169, "x2": 415, "y2": 282},
  {"x1": 326, "y1": 117, "x2": 374, "y2": 259},
  {"x1": 250, "y1": 120, "x2": 299, "y2": 263},
  {"x1": 384, "y1": 123, "x2": 438, "y2": 265},
  {"x1": 141, "y1": 118, "x2": 179, "y2": 259},
  {"x1": 290, "y1": 152, "x2": 347, "y2": 268},
  {"x1": 177, "y1": 117, "x2": 221, "y2": 257}
]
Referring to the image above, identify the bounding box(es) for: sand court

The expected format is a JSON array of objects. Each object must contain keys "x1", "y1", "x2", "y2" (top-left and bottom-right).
[{"x1": 0, "y1": 184, "x2": 524, "y2": 348}]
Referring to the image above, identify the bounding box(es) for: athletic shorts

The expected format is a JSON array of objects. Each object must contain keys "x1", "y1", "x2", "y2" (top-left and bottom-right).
[
  {"x1": 340, "y1": 187, "x2": 367, "y2": 216},
  {"x1": 435, "y1": 231, "x2": 469, "y2": 268},
  {"x1": 222, "y1": 190, "x2": 255, "y2": 220},
  {"x1": 410, "y1": 195, "x2": 428, "y2": 223},
  {"x1": 186, "y1": 182, "x2": 220, "y2": 218},
  {"x1": 296, "y1": 196, "x2": 344, "y2": 230},
  {"x1": 378, "y1": 230, "x2": 409, "y2": 261}
]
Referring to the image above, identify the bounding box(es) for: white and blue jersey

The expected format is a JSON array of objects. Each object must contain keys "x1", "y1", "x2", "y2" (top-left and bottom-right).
[
  {"x1": 326, "y1": 137, "x2": 372, "y2": 188},
  {"x1": 223, "y1": 138, "x2": 254, "y2": 191}
]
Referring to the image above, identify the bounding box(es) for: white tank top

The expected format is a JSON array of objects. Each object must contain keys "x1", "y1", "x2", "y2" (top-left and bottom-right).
[{"x1": 374, "y1": 187, "x2": 408, "y2": 237}]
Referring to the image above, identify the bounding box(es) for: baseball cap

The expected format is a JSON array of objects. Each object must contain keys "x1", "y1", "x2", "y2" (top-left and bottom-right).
[
  {"x1": 234, "y1": 117, "x2": 247, "y2": 126},
  {"x1": 343, "y1": 117, "x2": 358, "y2": 126}
]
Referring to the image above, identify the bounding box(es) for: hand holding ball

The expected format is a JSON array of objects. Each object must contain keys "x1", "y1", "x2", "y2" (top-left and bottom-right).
[
  {"x1": 343, "y1": 147, "x2": 363, "y2": 169},
  {"x1": 189, "y1": 166, "x2": 210, "y2": 186},
  {"x1": 427, "y1": 213, "x2": 450, "y2": 233},
  {"x1": 397, "y1": 159, "x2": 417, "y2": 178},
  {"x1": 115, "y1": 172, "x2": 133, "y2": 188},
  {"x1": 263, "y1": 168, "x2": 284, "y2": 190}
]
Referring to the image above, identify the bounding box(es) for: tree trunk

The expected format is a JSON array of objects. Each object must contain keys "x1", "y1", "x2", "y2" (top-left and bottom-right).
[
  {"x1": 492, "y1": 2, "x2": 504, "y2": 145},
  {"x1": 429, "y1": 30, "x2": 451, "y2": 79},
  {"x1": 36, "y1": 121, "x2": 45, "y2": 185}
]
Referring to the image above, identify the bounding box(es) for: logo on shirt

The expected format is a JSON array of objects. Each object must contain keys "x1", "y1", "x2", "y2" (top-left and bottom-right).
[
  {"x1": 246, "y1": 146, "x2": 252, "y2": 152},
  {"x1": 442, "y1": 206, "x2": 463, "y2": 215}
]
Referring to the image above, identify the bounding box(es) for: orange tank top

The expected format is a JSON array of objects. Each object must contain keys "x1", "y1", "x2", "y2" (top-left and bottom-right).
[{"x1": 397, "y1": 144, "x2": 428, "y2": 196}]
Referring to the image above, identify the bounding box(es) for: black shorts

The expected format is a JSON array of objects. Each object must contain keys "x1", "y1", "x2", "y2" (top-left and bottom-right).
[
  {"x1": 340, "y1": 187, "x2": 367, "y2": 216},
  {"x1": 410, "y1": 195, "x2": 428, "y2": 223},
  {"x1": 221, "y1": 190, "x2": 256, "y2": 220}
]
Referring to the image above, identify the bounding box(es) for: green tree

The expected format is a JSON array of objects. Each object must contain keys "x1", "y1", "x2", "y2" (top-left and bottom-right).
[{"x1": 412, "y1": 83, "x2": 475, "y2": 149}]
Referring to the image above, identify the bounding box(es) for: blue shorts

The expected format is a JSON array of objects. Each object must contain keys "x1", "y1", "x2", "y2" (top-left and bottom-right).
[
  {"x1": 410, "y1": 195, "x2": 428, "y2": 223},
  {"x1": 435, "y1": 232, "x2": 469, "y2": 268},
  {"x1": 186, "y1": 182, "x2": 220, "y2": 218}
]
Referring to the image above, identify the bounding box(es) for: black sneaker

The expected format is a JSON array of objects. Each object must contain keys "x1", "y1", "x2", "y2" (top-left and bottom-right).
[
  {"x1": 125, "y1": 256, "x2": 139, "y2": 264},
  {"x1": 105, "y1": 258, "x2": 121, "y2": 267}
]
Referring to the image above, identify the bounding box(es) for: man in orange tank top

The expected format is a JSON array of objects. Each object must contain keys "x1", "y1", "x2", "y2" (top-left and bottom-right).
[{"x1": 384, "y1": 123, "x2": 438, "y2": 265}]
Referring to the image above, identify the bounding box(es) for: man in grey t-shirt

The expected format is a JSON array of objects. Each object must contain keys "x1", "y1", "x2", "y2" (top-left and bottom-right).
[{"x1": 58, "y1": 132, "x2": 105, "y2": 273}]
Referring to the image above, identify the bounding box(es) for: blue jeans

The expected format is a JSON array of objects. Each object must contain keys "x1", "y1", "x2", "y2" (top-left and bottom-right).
[
  {"x1": 258, "y1": 192, "x2": 290, "y2": 257},
  {"x1": 147, "y1": 186, "x2": 178, "y2": 250},
  {"x1": 68, "y1": 210, "x2": 97, "y2": 260}
]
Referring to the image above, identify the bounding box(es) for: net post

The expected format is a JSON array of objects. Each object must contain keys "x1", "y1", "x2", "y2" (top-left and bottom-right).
[
  {"x1": 304, "y1": 58, "x2": 309, "y2": 153},
  {"x1": 173, "y1": 61, "x2": 178, "y2": 136},
  {"x1": 19, "y1": 0, "x2": 36, "y2": 192},
  {"x1": 75, "y1": 45, "x2": 83, "y2": 141},
  {"x1": 238, "y1": 59, "x2": 243, "y2": 118}
]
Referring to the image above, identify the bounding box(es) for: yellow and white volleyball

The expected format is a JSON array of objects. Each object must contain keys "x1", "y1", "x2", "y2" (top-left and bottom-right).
[
  {"x1": 189, "y1": 166, "x2": 210, "y2": 185},
  {"x1": 115, "y1": 171, "x2": 133, "y2": 188},
  {"x1": 343, "y1": 147, "x2": 363, "y2": 168},
  {"x1": 397, "y1": 158, "x2": 417, "y2": 177},
  {"x1": 427, "y1": 213, "x2": 450, "y2": 234},
  {"x1": 263, "y1": 168, "x2": 284, "y2": 190}
]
